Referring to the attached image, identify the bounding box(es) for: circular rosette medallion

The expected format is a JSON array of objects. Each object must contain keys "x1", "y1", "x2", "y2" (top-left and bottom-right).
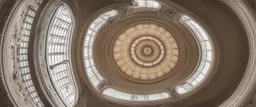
[
  {"x1": 113, "y1": 23, "x2": 180, "y2": 80},
  {"x1": 130, "y1": 36, "x2": 165, "y2": 67}
]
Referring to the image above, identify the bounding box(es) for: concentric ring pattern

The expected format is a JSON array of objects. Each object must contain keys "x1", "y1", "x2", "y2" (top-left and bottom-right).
[{"x1": 113, "y1": 23, "x2": 180, "y2": 80}]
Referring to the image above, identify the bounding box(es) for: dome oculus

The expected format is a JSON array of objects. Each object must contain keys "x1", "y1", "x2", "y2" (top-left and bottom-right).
[{"x1": 113, "y1": 23, "x2": 180, "y2": 80}]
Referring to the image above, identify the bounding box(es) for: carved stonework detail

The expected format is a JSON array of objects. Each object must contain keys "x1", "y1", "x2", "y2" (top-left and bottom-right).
[
  {"x1": 0, "y1": 0, "x2": 28, "y2": 106},
  {"x1": 10, "y1": 3, "x2": 36, "y2": 106}
]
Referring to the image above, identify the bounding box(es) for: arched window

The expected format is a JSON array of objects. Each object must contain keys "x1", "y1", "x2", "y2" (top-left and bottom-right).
[
  {"x1": 102, "y1": 88, "x2": 169, "y2": 101},
  {"x1": 16, "y1": 5, "x2": 44, "y2": 107},
  {"x1": 134, "y1": 0, "x2": 160, "y2": 9},
  {"x1": 46, "y1": 5, "x2": 77, "y2": 106},
  {"x1": 175, "y1": 15, "x2": 214, "y2": 95},
  {"x1": 84, "y1": 10, "x2": 118, "y2": 89}
]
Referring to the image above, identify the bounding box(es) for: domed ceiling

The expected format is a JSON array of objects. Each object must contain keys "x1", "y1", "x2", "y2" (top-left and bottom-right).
[
  {"x1": 78, "y1": 0, "x2": 252, "y2": 106},
  {"x1": 82, "y1": 0, "x2": 218, "y2": 105},
  {"x1": 0, "y1": 0, "x2": 255, "y2": 107}
]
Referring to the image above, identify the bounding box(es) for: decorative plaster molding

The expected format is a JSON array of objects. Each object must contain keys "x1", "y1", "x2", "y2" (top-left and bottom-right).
[
  {"x1": 220, "y1": 0, "x2": 256, "y2": 106},
  {"x1": 0, "y1": 0, "x2": 31, "y2": 106},
  {"x1": 11, "y1": 5, "x2": 32, "y2": 106}
]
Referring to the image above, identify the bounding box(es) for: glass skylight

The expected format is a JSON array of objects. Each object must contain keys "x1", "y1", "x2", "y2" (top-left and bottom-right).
[
  {"x1": 102, "y1": 88, "x2": 170, "y2": 101},
  {"x1": 176, "y1": 15, "x2": 213, "y2": 95},
  {"x1": 46, "y1": 6, "x2": 76, "y2": 106},
  {"x1": 16, "y1": 5, "x2": 44, "y2": 107},
  {"x1": 134, "y1": 0, "x2": 160, "y2": 9},
  {"x1": 84, "y1": 10, "x2": 118, "y2": 89}
]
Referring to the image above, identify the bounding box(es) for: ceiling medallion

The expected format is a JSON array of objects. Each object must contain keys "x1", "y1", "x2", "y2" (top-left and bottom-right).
[
  {"x1": 130, "y1": 36, "x2": 165, "y2": 67},
  {"x1": 113, "y1": 23, "x2": 180, "y2": 80}
]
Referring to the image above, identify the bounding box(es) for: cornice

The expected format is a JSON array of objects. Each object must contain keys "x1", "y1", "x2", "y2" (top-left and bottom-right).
[{"x1": 220, "y1": 0, "x2": 256, "y2": 106}]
